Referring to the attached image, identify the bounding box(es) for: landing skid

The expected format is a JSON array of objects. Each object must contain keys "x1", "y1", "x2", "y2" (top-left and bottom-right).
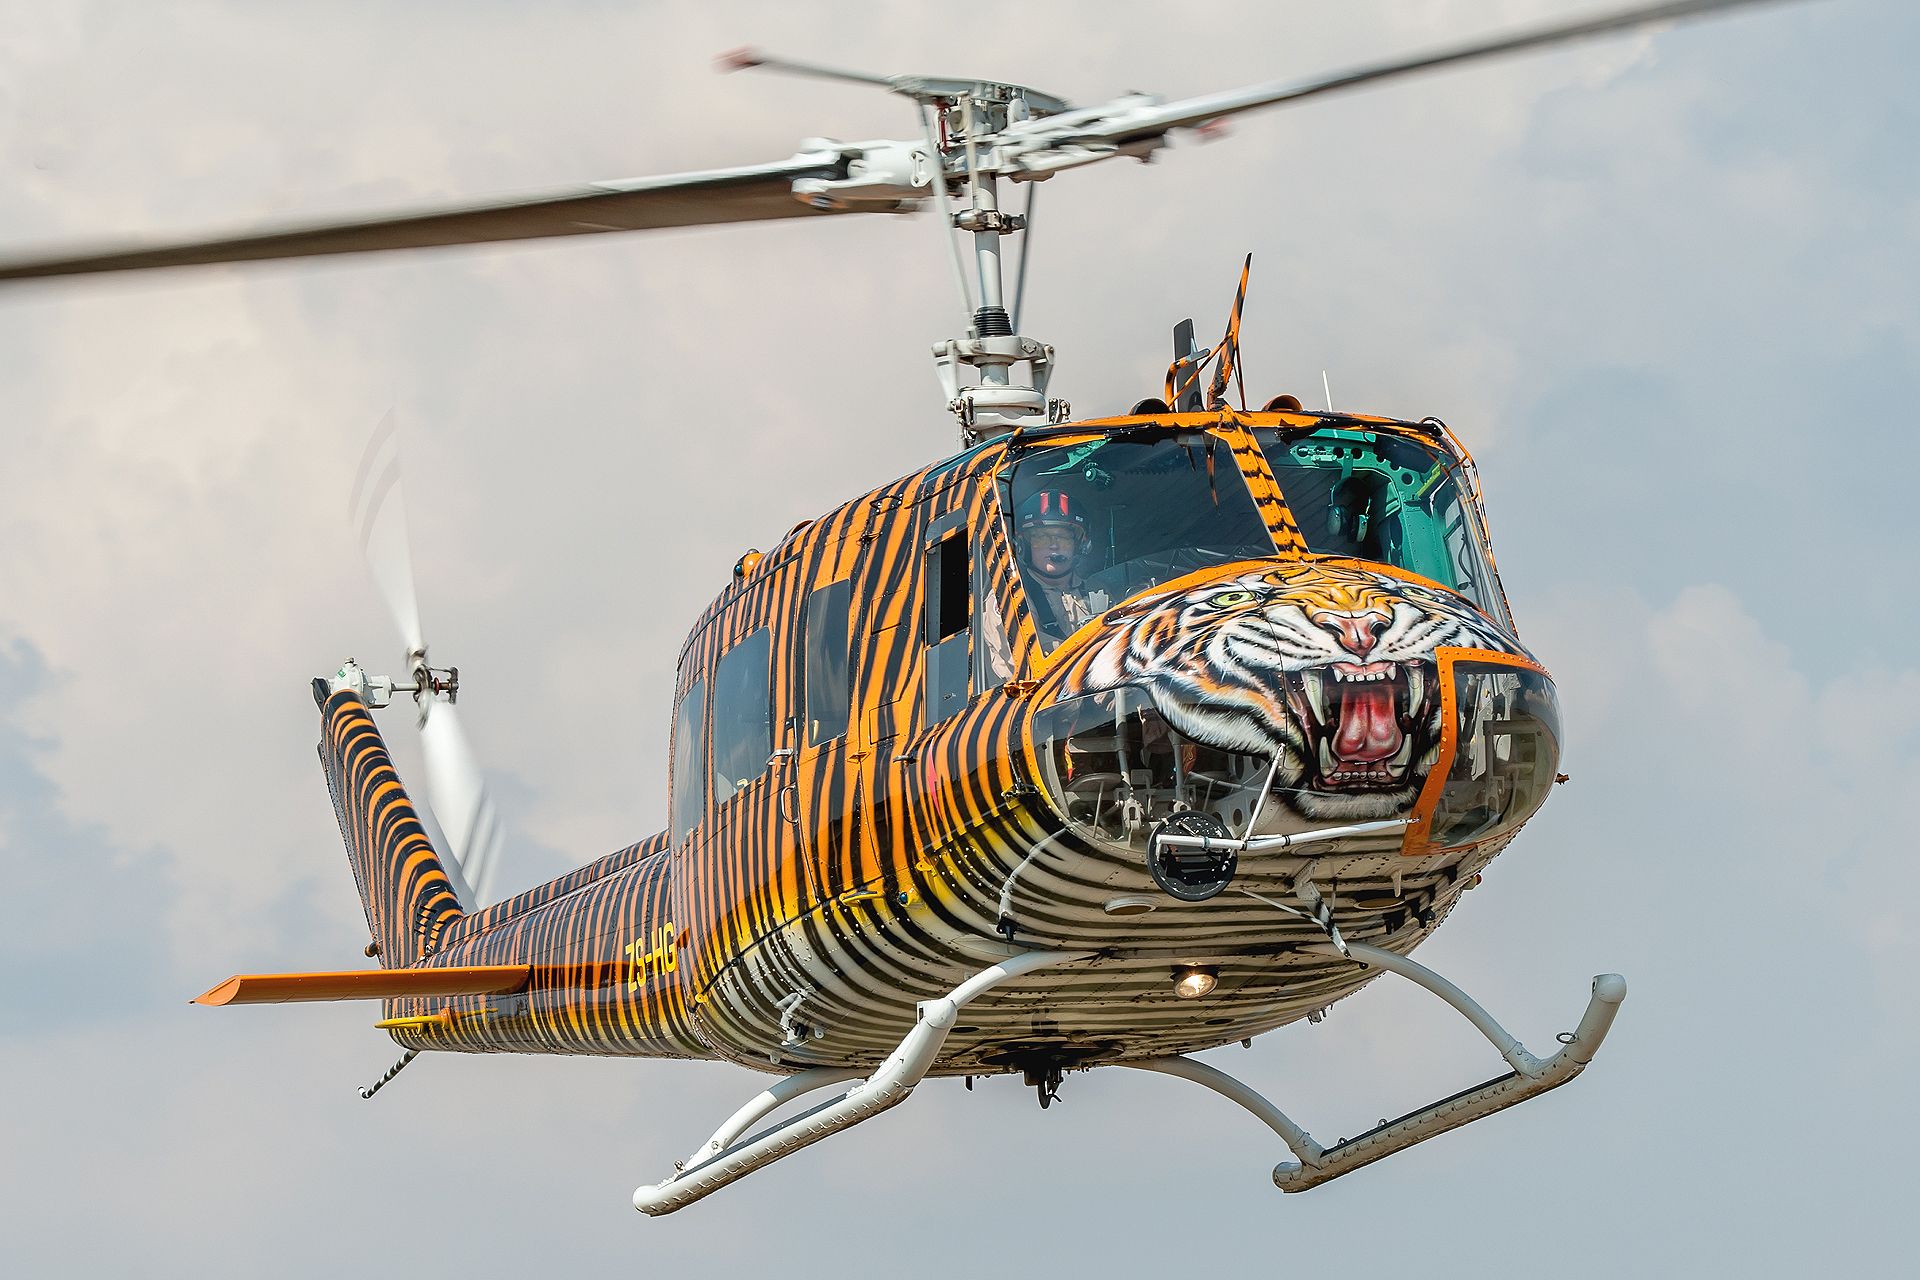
[
  {"x1": 632, "y1": 944, "x2": 1622, "y2": 1214},
  {"x1": 633, "y1": 948, "x2": 1090, "y2": 1216},
  {"x1": 1122, "y1": 943, "x2": 1627, "y2": 1191}
]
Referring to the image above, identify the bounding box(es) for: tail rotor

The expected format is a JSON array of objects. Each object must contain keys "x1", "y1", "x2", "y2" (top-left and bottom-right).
[{"x1": 347, "y1": 414, "x2": 506, "y2": 908}]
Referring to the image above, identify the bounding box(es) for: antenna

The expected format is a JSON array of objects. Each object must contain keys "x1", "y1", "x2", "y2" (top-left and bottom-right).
[
  {"x1": 1169, "y1": 320, "x2": 1207, "y2": 412},
  {"x1": 1160, "y1": 257, "x2": 1252, "y2": 413},
  {"x1": 1322, "y1": 371, "x2": 1335, "y2": 413}
]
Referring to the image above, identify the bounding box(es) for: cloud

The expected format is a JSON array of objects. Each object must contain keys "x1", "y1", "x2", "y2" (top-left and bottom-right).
[{"x1": 0, "y1": 636, "x2": 179, "y2": 1029}]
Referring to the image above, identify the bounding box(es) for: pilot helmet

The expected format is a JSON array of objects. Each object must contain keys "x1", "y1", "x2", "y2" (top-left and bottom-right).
[{"x1": 1015, "y1": 489, "x2": 1090, "y2": 546}]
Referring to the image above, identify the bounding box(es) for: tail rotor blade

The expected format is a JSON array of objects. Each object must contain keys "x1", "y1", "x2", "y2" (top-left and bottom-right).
[
  {"x1": 349, "y1": 413, "x2": 425, "y2": 656},
  {"x1": 419, "y1": 700, "x2": 505, "y2": 908},
  {"x1": 349, "y1": 412, "x2": 506, "y2": 908}
]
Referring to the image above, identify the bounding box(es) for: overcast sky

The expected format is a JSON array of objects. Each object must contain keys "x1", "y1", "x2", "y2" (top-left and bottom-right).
[{"x1": 2, "y1": 1, "x2": 1914, "y2": 1274}]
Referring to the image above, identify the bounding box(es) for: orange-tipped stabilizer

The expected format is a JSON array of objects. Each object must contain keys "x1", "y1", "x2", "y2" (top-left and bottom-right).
[{"x1": 193, "y1": 964, "x2": 531, "y2": 1006}]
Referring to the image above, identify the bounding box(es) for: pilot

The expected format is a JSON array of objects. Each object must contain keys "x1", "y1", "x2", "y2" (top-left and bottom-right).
[{"x1": 1017, "y1": 489, "x2": 1098, "y2": 640}]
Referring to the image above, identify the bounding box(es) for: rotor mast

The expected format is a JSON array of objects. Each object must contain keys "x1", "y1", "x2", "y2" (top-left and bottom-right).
[
  {"x1": 932, "y1": 84, "x2": 1061, "y2": 443},
  {"x1": 721, "y1": 54, "x2": 1065, "y2": 440}
]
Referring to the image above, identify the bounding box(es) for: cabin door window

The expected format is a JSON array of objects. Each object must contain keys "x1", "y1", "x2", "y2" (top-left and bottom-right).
[
  {"x1": 711, "y1": 629, "x2": 773, "y2": 798},
  {"x1": 802, "y1": 579, "x2": 853, "y2": 745},
  {"x1": 792, "y1": 578, "x2": 854, "y2": 908}
]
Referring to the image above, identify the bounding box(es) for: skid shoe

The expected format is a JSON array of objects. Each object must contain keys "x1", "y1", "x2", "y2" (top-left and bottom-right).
[{"x1": 1120, "y1": 944, "x2": 1626, "y2": 1191}]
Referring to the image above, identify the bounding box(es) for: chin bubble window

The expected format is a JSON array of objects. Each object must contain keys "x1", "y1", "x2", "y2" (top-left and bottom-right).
[{"x1": 1406, "y1": 657, "x2": 1561, "y2": 855}]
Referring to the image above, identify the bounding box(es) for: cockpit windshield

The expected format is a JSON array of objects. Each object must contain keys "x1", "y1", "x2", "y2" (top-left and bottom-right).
[
  {"x1": 1004, "y1": 433, "x2": 1274, "y2": 650},
  {"x1": 1255, "y1": 425, "x2": 1505, "y2": 622}
]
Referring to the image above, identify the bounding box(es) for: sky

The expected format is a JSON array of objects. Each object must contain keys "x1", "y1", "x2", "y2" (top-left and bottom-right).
[{"x1": 1, "y1": 1, "x2": 1914, "y2": 1274}]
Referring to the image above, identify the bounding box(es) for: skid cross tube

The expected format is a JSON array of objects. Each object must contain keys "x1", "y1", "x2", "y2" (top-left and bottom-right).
[
  {"x1": 1118, "y1": 947, "x2": 1626, "y2": 1193},
  {"x1": 633, "y1": 949, "x2": 1088, "y2": 1215}
]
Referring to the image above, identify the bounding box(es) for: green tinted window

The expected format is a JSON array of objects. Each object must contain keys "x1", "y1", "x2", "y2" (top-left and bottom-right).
[{"x1": 1255, "y1": 426, "x2": 1503, "y2": 620}]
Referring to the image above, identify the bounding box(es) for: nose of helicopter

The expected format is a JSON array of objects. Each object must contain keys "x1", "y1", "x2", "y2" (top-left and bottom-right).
[{"x1": 1031, "y1": 559, "x2": 1562, "y2": 858}]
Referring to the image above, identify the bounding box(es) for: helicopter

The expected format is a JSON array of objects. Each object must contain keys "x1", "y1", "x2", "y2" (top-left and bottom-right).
[{"x1": 0, "y1": 0, "x2": 1811, "y2": 1217}]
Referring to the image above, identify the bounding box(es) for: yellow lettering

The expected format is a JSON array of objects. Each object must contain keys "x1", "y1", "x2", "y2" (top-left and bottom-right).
[
  {"x1": 622, "y1": 937, "x2": 642, "y2": 994},
  {"x1": 625, "y1": 924, "x2": 678, "y2": 992}
]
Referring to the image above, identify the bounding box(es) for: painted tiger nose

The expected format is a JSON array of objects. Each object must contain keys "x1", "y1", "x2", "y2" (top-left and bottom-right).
[{"x1": 1311, "y1": 608, "x2": 1390, "y2": 657}]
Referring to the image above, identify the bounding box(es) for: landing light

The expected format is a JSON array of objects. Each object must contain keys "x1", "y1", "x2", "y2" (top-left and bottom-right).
[{"x1": 1172, "y1": 965, "x2": 1218, "y2": 1000}]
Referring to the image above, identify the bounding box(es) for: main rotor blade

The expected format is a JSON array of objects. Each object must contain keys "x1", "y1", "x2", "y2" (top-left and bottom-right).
[
  {"x1": 718, "y1": 47, "x2": 896, "y2": 89},
  {"x1": 1079, "y1": 0, "x2": 1806, "y2": 147},
  {"x1": 0, "y1": 153, "x2": 857, "y2": 284}
]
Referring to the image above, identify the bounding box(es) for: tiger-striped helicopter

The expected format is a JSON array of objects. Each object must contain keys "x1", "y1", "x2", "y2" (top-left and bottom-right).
[{"x1": 2, "y1": 0, "x2": 1799, "y2": 1215}]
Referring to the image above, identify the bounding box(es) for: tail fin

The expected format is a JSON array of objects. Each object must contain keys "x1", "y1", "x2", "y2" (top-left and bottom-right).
[{"x1": 314, "y1": 680, "x2": 464, "y2": 965}]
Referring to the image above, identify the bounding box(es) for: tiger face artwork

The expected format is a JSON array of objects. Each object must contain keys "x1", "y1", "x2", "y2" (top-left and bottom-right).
[{"x1": 1062, "y1": 562, "x2": 1523, "y2": 821}]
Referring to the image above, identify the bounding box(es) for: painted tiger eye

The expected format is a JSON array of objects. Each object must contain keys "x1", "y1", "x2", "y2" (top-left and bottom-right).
[{"x1": 1208, "y1": 590, "x2": 1255, "y2": 608}]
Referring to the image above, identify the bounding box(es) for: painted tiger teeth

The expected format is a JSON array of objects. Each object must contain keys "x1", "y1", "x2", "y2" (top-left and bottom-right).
[
  {"x1": 1406, "y1": 666, "x2": 1425, "y2": 707},
  {"x1": 1303, "y1": 670, "x2": 1329, "y2": 722}
]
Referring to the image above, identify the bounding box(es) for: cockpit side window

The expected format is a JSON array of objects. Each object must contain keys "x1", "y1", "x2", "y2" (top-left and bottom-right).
[
  {"x1": 1255, "y1": 426, "x2": 1506, "y2": 622},
  {"x1": 670, "y1": 678, "x2": 706, "y2": 844},
  {"x1": 1002, "y1": 433, "x2": 1274, "y2": 652},
  {"x1": 923, "y1": 523, "x2": 972, "y2": 726}
]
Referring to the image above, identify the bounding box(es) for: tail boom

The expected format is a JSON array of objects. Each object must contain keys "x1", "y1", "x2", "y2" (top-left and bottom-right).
[{"x1": 315, "y1": 679, "x2": 464, "y2": 965}]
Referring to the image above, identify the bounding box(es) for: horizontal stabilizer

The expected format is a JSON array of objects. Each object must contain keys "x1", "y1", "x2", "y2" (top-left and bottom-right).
[{"x1": 193, "y1": 964, "x2": 530, "y2": 1006}]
